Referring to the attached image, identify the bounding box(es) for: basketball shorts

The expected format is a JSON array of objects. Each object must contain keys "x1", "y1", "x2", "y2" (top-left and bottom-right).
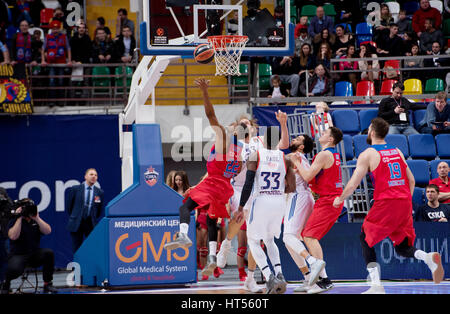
[
  {"x1": 362, "y1": 198, "x2": 416, "y2": 248},
  {"x1": 284, "y1": 191, "x2": 315, "y2": 236},
  {"x1": 246, "y1": 195, "x2": 285, "y2": 241},
  {"x1": 301, "y1": 195, "x2": 343, "y2": 240}
]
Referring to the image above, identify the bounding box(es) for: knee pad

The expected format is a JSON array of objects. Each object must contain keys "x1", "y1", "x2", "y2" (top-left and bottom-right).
[{"x1": 237, "y1": 246, "x2": 247, "y2": 258}]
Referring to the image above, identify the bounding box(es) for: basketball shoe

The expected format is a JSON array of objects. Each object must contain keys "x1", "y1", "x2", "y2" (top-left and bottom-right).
[
  {"x1": 164, "y1": 232, "x2": 192, "y2": 250},
  {"x1": 201, "y1": 255, "x2": 217, "y2": 277},
  {"x1": 425, "y1": 252, "x2": 444, "y2": 284}
]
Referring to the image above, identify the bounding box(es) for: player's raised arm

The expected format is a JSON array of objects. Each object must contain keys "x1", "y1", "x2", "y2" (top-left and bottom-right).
[
  {"x1": 195, "y1": 78, "x2": 227, "y2": 154},
  {"x1": 284, "y1": 155, "x2": 296, "y2": 193},
  {"x1": 333, "y1": 150, "x2": 371, "y2": 208},
  {"x1": 291, "y1": 150, "x2": 328, "y2": 183},
  {"x1": 275, "y1": 110, "x2": 290, "y2": 150}
]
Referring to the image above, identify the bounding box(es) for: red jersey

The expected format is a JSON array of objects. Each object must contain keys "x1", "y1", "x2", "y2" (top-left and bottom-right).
[
  {"x1": 310, "y1": 147, "x2": 343, "y2": 196},
  {"x1": 429, "y1": 177, "x2": 450, "y2": 204},
  {"x1": 206, "y1": 141, "x2": 243, "y2": 181},
  {"x1": 369, "y1": 144, "x2": 411, "y2": 200}
]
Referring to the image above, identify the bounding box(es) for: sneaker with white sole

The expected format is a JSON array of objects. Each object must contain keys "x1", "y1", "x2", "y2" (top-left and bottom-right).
[
  {"x1": 425, "y1": 252, "x2": 444, "y2": 284},
  {"x1": 308, "y1": 259, "x2": 326, "y2": 286},
  {"x1": 216, "y1": 240, "x2": 231, "y2": 268},
  {"x1": 293, "y1": 281, "x2": 311, "y2": 293},
  {"x1": 201, "y1": 255, "x2": 217, "y2": 277},
  {"x1": 361, "y1": 285, "x2": 386, "y2": 294},
  {"x1": 265, "y1": 274, "x2": 282, "y2": 294},
  {"x1": 307, "y1": 277, "x2": 334, "y2": 294},
  {"x1": 164, "y1": 232, "x2": 192, "y2": 250},
  {"x1": 275, "y1": 273, "x2": 287, "y2": 294},
  {"x1": 244, "y1": 277, "x2": 263, "y2": 293}
]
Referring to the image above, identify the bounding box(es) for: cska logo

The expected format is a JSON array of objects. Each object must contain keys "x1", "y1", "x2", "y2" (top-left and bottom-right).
[{"x1": 144, "y1": 166, "x2": 159, "y2": 187}]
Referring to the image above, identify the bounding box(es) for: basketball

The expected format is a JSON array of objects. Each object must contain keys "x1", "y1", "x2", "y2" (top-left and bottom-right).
[{"x1": 193, "y1": 44, "x2": 215, "y2": 64}]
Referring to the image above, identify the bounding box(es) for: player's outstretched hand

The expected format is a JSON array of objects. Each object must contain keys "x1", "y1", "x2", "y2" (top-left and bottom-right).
[
  {"x1": 275, "y1": 110, "x2": 287, "y2": 125},
  {"x1": 194, "y1": 78, "x2": 210, "y2": 91},
  {"x1": 333, "y1": 196, "x2": 343, "y2": 208}
]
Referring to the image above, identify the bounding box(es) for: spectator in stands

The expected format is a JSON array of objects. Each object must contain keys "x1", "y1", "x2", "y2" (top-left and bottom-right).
[
  {"x1": 429, "y1": 161, "x2": 450, "y2": 204},
  {"x1": 418, "y1": 91, "x2": 450, "y2": 135},
  {"x1": 299, "y1": 63, "x2": 333, "y2": 97},
  {"x1": 30, "y1": 29, "x2": 43, "y2": 65},
  {"x1": 91, "y1": 28, "x2": 113, "y2": 64},
  {"x1": 334, "y1": 0, "x2": 361, "y2": 31},
  {"x1": 308, "y1": 6, "x2": 334, "y2": 39},
  {"x1": 170, "y1": 170, "x2": 191, "y2": 198},
  {"x1": 402, "y1": 31, "x2": 418, "y2": 56},
  {"x1": 332, "y1": 25, "x2": 354, "y2": 55},
  {"x1": 376, "y1": 23, "x2": 405, "y2": 57},
  {"x1": 372, "y1": 3, "x2": 394, "y2": 43},
  {"x1": 377, "y1": 82, "x2": 426, "y2": 136},
  {"x1": 419, "y1": 18, "x2": 444, "y2": 55},
  {"x1": 397, "y1": 9, "x2": 413, "y2": 37},
  {"x1": 273, "y1": 5, "x2": 284, "y2": 28},
  {"x1": 310, "y1": 101, "x2": 333, "y2": 138},
  {"x1": 423, "y1": 41, "x2": 449, "y2": 81},
  {"x1": 297, "y1": 43, "x2": 316, "y2": 84},
  {"x1": 70, "y1": 22, "x2": 92, "y2": 104},
  {"x1": 0, "y1": 40, "x2": 10, "y2": 64},
  {"x1": 415, "y1": 184, "x2": 449, "y2": 222},
  {"x1": 14, "y1": 0, "x2": 33, "y2": 25},
  {"x1": 96, "y1": 17, "x2": 112, "y2": 39},
  {"x1": 269, "y1": 55, "x2": 300, "y2": 97},
  {"x1": 316, "y1": 42, "x2": 332, "y2": 70},
  {"x1": 268, "y1": 74, "x2": 288, "y2": 105},
  {"x1": 52, "y1": 7, "x2": 69, "y2": 33},
  {"x1": 41, "y1": 19, "x2": 72, "y2": 104},
  {"x1": 412, "y1": 0, "x2": 442, "y2": 37},
  {"x1": 337, "y1": 43, "x2": 358, "y2": 90},
  {"x1": 166, "y1": 170, "x2": 177, "y2": 188},
  {"x1": 403, "y1": 43, "x2": 424, "y2": 80},
  {"x1": 358, "y1": 43, "x2": 380, "y2": 82},
  {"x1": 113, "y1": 25, "x2": 136, "y2": 63},
  {"x1": 227, "y1": 11, "x2": 239, "y2": 35},
  {"x1": 10, "y1": 20, "x2": 33, "y2": 66},
  {"x1": 116, "y1": 8, "x2": 135, "y2": 38},
  {"x1": 294, "y1": 16, "x2": 308, "y2": 39},
  {"x1": 294, "y1": 28, "x2": 312, "y2": 56},
  {"x1": 312, "y1": 28, "x2": 335, "y2": 56}
]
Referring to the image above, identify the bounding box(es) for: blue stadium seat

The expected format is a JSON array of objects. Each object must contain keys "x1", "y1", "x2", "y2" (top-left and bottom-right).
[
  {"x1": 408, "y1": 134, "x2": 437, "y2": 159},
  {"x1": 412, "y1": 187, "x2": 426, "y2": 206},
  {"x1": 435, "y1": 134, "x2": 450, "y2": 158},
  {"x1": 359, "y1": 109, "x2": 378, "y2": 132},
  {"x1": 341, "y1": 134, "x2": 354, "y2": 160},
  {"x1": 332, "y1": 109, "x2": 360, "y2": 135},
  {"x1": 429, "y1": 159, "x2": 450, "y2": 179},
  {"x1": 413, "y1": 109, "x2": 426, "y2": 129},
  {"x1": 335, "y1": 81, "x2": 353, "y2": 97},
  {"x1": 356, "y1": 22, "x2": 373, "y2": 47},
  {"x1": 353, "y1": 134, "x2": 370, "y2": 157},
  {"x1": 403, "y1": 1, "x2": 420, "y2": 15},
  {"x1": 385, "y1": 134, "x2": 409, "y2": 158},
  {"x1": 406, "y1": 160, "x2": 430, "y2": 187}
]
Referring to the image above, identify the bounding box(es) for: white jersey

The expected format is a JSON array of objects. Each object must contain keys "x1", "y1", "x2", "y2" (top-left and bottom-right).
[
  {"x1": 231, "y1": 136, "x2": 264, "y2": 188},
  {"x1": 292, "y1": 152, "x2": 311, "y2": 194},
  {"x1": 253, "y1": 147, "x2": 286, "y2": 197}
]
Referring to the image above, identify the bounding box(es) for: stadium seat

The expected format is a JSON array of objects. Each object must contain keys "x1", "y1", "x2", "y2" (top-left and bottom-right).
[
  {"x1": 92, "y1": 66, "x2": 111, "y2": 100},
  {"x1": 356, "y1": 23, "x2": 373, "y2": 47},
  {"x1": 114, "y1": 66, "x2": 133, "y2": 100},
  {"x1": 301, "y1": 5, "x2": 317, "y2": 17},
  {"x1": 386, "y1": 1, "x2": 400, "y2": 22},
  {"x1": 406, "y1": 160, "x2": 430, "y2": 187},
  {"x1": 385, "y1": 134, "x2": 409, "y2": 158},
  {"x1": 334, "y1": 81, "x2": 353, "y2": 97},
  {"x1": 412, "y1": 109, "x2": 426, "y2": 129},
  {"x1": 408, "y1": 134, "x2": 437, "y2": 159},
  {"x1": 412, "y1": 187, "x2": 426, "y2": 206},
  {"x1": 258, "y1": 63, "x2": 272, "y2": 91},
  {"x1": 354, "y1": 81, "x2": 375, "y2": 104},
  {"x1": 444, "y1": 19, "x2": 450, "y2": 39},
  {"x1": 403, "y1": 1, "x2": 420, "y2": 15},
  {"x1": 353, "y1": 134, "x2": 370, "y2": 157},
  {"x1": 332, "y1": 109, "x2": 360, "y2": 135},
  {"x1": 359, "y1": 109, "x2": 379, "y2": 132},
  {"x1": 424, "y1": 78, "x2": 445, "y2": 93},
  {"x1": 380, "y1": 79, "x2": 397, "y2": 95},
  {"x1": 429, "y1": 0, "x2": 443, "y2": 13},
  {"x1": 323, "y1": 4, "x2": 336, "y2": 16},
  {"x1": 232, "y1": 64, "x2": 249, "y2": 90},
  {"x1": 435, "y1": 134, "x2": 450, "y2": 158},
  {"x1": 40, "y1": 8, "x2": 54, "y2": 29},
  {"x1": 404, "y1": 78, "x2": 423, "y2": 102},
  {"x1": 383, "y1": 60, "x2": 400, "y2": 80},
  {"x1": 429, "y1": 159, "x2": 450, "y2": 179},
  {"x1": 341, "y1": 134, "x2": 354, "y2": 160}
]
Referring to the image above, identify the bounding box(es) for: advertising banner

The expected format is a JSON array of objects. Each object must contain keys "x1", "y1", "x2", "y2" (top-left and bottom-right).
[{"x1": 0, "y1": 64, "x2": 33, "y2": 114}]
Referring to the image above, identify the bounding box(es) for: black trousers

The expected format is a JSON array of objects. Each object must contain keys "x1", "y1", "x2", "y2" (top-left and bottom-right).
[
  {"x1": 70, "y1": 218, "x2": 94, "y2": 253},
  {"x1": 5, "y1": 248, "x2": 54, "y2": 284}
]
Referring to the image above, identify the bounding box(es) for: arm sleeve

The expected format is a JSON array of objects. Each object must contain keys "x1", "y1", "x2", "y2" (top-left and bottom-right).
[{"x1": 239, "y1": 170, "x2": 256, "y2": 207}]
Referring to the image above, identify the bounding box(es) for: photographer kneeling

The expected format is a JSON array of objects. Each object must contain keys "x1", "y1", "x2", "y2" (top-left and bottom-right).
[{"x1": 0, "y1": 199, "x2": 57, "y2": 294}]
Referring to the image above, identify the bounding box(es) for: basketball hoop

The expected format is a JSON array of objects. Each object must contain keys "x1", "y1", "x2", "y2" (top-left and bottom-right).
[{"x1": 207, "y1": 35, "x2": 248, "y2": 76}]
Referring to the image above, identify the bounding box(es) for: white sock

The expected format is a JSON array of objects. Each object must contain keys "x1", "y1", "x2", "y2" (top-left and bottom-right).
[
  {"x1": 247, "y1": 269, "x2": 255, "y2": 280},
  {"x1": 414, "y1": 249, "x2": 427, "y2": 262},
  {"x1": 222, "y1": 238, "x2": 231, "y2": 248},
  {"x1": 306, "y1": 255, "x2": 317, "y2": 265},
  {"x1": 209, "y1": 241, "x2": 217, "y2": 257},
  {"x1": 367, "y1": 265, "x2": 381, "y2": 286},
  {"x1": 319, "y1": 268, "x2": 328, "y2": 279},
  {"x1": 179, "y1": 223, "x2": 189, "y2": 234},
  {"x1": 262, "y1": 267, "x2": 272, "y2": 280}
]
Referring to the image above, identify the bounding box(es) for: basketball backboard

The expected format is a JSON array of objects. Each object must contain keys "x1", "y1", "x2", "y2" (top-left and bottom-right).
[{"x1": 141, "y1": 0, "x2": 294, "y2": 57}]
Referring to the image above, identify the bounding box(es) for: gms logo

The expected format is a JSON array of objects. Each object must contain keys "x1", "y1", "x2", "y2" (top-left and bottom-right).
[{"x1": 144, "y1": 166, "x2": 159, "y2": 187}]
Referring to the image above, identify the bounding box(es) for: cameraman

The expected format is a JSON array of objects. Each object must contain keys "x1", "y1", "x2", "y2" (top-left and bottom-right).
[
  {"x1": 0, "y1": 188, "x2": 13, "y2": 288},
  {"x1": 0, "y1": 198, "x2": 57, "y2": 294}
]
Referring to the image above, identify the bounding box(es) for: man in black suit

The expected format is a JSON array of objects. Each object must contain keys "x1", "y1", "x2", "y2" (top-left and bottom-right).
[{"x1": 66, "y1": 168, "x2": 104, "y2": 253}]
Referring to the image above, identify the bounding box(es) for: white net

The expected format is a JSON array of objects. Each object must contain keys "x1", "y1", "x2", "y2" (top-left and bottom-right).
[{"x1": 207, "y1": 35, "x2": 248, "y2": 76}]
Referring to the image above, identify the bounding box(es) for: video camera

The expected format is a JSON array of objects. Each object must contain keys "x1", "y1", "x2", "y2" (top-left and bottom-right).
[{"x1": 12, "y1": 198, "x2": 38, "y2": 218}]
